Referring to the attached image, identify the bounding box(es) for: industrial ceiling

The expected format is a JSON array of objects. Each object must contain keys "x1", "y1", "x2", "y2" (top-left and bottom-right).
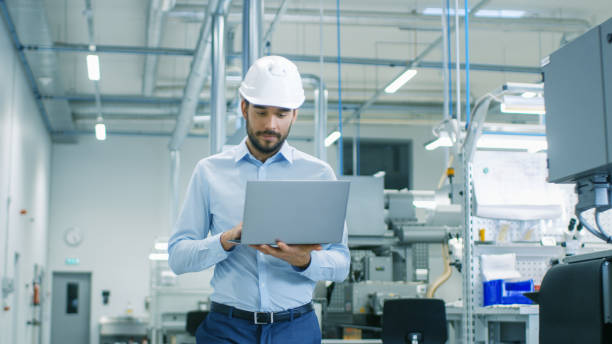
[{"x1": 2, "y1": 0, "x2": 611, "y2": 141}]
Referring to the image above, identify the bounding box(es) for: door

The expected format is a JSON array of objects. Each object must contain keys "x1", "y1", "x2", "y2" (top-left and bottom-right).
[{"x1": 51, "y1": 272, "x2": 91, "y2": 344}]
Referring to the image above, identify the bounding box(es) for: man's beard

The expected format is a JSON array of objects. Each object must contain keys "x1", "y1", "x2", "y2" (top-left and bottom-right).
[{"x1": 246, "y1": 118, "x2": 292, "y2": 155}]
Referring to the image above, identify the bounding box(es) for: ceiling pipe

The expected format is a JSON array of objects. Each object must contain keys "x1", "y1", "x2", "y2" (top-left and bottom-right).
[
  {"x1": 143, "y1": 0, "x2": 175, "y2": 96},
  {"x1": 226, "y1": 0, "x2": 264, "y2": 146},
  {"x1": 168, "y1": 6, "x2": 591, "y2": 33},
  {"x1": 24, "y1": 44, "x2": 542, "y2": 74},
  {"x1": 168, "y1": 0, "x2": 231, "y2": 151},
  {"x1": 262, "y1": 0, "x2": 290, "y2": 45}
]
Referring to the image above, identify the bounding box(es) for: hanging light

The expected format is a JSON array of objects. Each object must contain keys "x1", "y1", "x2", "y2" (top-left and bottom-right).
[{"x1": 95, "y1": 116, "x2": 106, "y2": 141}]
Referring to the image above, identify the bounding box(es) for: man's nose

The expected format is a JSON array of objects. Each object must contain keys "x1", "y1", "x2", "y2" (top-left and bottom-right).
[{"x1": 263, "y1": 115, "x2": 279, "y2": 131}]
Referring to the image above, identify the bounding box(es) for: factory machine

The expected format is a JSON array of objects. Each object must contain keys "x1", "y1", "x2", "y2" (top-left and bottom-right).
[
  {"x1": 148, "y1": 239, "x2": 214, "y2": 344},
  {"x1": 321, "y1": 175, "x2": 462, "y2": 338}
]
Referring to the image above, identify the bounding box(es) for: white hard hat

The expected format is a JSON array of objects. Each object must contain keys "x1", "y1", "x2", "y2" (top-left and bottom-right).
[{"x1": 239, "y1": 55, "x2": 305, "y2": 109}]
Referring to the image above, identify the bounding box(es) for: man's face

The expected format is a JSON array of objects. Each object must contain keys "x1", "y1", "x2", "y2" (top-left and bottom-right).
[{"x1": 242, "y1": 100, "x2": 297, "y2": 156}]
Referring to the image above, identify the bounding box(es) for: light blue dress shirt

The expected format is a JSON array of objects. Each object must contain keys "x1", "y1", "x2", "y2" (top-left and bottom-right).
[{"x1": 168, "y1": 138, "x2": 350, "y2": 312}]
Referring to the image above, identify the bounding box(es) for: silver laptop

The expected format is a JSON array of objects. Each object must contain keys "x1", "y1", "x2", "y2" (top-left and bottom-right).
[{"x1": 234, "y1": 180, "x2": 350, "y2": 245}]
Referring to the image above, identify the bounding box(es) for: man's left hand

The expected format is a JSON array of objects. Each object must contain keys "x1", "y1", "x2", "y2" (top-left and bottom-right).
[{"x1": 250, "y1": 241, "x2": 322, "y2": 269}]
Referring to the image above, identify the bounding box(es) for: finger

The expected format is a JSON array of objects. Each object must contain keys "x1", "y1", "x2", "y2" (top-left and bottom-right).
[
  {"x1": 276, "y1": 241, "x2": 291, "y2": 251},
  {"x1": 312, "y1": 244, "x2": 322, "y2": 251}
]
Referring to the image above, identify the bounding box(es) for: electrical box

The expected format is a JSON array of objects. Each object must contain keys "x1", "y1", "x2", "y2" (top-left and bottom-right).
[
  {"x1": 363, "y1": 256, "x2": 393, "y2": 281},
  {"x1": 543, "y1": 17, "x2": 612, "y2": 183}
]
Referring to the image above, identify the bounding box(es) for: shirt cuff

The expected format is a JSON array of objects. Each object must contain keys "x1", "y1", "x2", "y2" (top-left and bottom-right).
[
  {"x1": 198, "y1": 232, "x2": 231, "y2": 267},
  {"x1": 295, "y1": 250, "x2": 331, "y2": 279}
]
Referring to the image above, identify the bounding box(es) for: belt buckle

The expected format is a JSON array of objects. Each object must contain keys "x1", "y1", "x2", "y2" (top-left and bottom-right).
[{"x1": 254, "y1": 311, "x2": 273, "y2": 324}]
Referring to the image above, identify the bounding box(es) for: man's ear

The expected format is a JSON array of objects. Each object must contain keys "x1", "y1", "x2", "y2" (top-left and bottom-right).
[{"x1": 241, "y1": 100, "x2": 248, "y2": 120}]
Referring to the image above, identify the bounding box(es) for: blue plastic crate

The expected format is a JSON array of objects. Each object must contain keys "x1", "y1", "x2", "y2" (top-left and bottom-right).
[{"x1": 483, "y1": 279, "x2": 534, "y2": 306}]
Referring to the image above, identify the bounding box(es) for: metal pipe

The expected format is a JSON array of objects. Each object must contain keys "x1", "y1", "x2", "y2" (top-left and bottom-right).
[
  {"x1": 242, "y1": 0, "x2": 263, "y2": 76},
  {"x1": 168, "y1": 0, "x2": 230, "y2": 151},
  {"x1": 441, "y1": 1, "x2": 450, "y2": 120},
  {"x1": 303, "y1": 74, "x2": 327, "y2": 161},
  {"x1": 170, "y1": 150, "x2": 180, "y2": 229},
  {"x1": 455, "y1": 0, "x2": 467, "y2": 121},
  {"x1": 0, "y1": 1, "x2": 52, "y2": 132},
  {"x1": 170, "y1": 7, "x2": 591, "y2": 33},
  {"x1": 143, "y1": 0, "x2": 171, "y2": 96},
  {"x1": 210, "y1": 11, "x2": 226, "y2": 154},
  {"x1": 454, "y1": 0, "x2": 461, "y2": 122},
  {"x1": 398, "y1": 228, "x2": 448, "y2": 243},
  {"x1": 262, "y1": 0, "x2": 290, "y2": 44},
  {"x1": 23, "y1": 44, "x2": 542, "y2": 74}
]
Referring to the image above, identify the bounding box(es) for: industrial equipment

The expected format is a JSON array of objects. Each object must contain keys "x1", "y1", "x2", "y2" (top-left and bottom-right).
[
  {"x1": 148, "y1": 238, "x2": 214, "y2": 344},
  {"x1": 323, "y1": 176, "x2": 462, "y2": 338},
  {"x1": 529, "y1": 16, "x2": 612, "y2": 344}
]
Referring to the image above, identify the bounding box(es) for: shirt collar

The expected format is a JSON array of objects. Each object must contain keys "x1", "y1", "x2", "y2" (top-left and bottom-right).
[{"x1": 233, "y1": 137, "x2": 294, "y2": 165}]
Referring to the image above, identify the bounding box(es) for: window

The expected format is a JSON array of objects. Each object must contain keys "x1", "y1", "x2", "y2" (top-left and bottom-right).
[{"x1": 343, "y1": 139, "x2": 412, "y2": 189}]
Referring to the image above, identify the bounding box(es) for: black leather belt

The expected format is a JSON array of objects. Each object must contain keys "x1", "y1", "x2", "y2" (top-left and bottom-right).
[{"x1": 210, "y1": 301, "x2": 314, "y2": 324}]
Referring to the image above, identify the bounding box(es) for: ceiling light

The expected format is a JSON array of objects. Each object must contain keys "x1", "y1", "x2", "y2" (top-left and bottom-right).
[
  {"x1": 422, "y1": 8, "x2": 525, "y2": 19},
  {"x1": 87, "y1": 54, "x2": 100, "y2": 81},
  {"x1": 384, "y1": 69, "x2": 418, "y2": 94},
  {"x1": 95, "y1": 118, "x2": 106, "y2": 141},
  {"x1": 500, "y1": 95, "x2": 545, "y2": 115},
  {"x1": 521, "y1": 92, "x2": 538, "y2": 98},
  {"x1": 148, "y1": 253, "x2": 169, "y2": 261},
  {"x1": 324, "y1": 131, "x2": 341, "y2": 147},
  {"x1": 475, "y1": 9, "x2": 525, "y2": 18},
  {"x1": 422, "y1": 8, "x2": 466, "y2": 16}
]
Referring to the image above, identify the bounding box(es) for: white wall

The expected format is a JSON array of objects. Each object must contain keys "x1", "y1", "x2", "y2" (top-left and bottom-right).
[{"x1": 0, "y1": 14, "x2": 52, "y2": 344}]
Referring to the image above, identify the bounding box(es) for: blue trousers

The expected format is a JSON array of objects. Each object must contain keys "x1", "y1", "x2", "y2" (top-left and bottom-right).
[{"x1": 195, "y1": 309, "x2": 321, "y2": 344}]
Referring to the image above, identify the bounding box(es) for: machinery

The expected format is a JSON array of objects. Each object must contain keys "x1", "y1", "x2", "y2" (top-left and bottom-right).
[
  {"x1": 322, "y1": 175, "x2": 462, "y2": 338},
  {"x1": 148, "y1": 239, "x2": 214, "y2": 344},
  {"x1": 528, "y1": 16, "x2": 612, "y2": 344}
]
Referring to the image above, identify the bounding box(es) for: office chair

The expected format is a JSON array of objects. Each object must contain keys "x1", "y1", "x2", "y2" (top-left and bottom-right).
[
  {"x1": 382, "y1": 298, "x2": 447, "y2": 344},
  {"x1": 185, "y1": 310, "x2": 208, "y2": 336}
]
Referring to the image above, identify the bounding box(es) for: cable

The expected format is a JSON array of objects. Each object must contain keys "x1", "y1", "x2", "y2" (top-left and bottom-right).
[
  {"x1": 336, "y1": 0, "x2": 343, "y2": 175},
  {"x1": 595, "y1": 209, "x2": 612, "y2": 243},
  {"x1": 578, "y1": 211, "x2": 609, "y2": 242},
  {"x1": 464, "y1": 0, "x2": 470, "y2": 128}
]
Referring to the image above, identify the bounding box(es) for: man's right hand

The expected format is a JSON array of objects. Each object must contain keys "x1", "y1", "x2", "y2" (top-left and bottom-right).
[{"x1": 220, "y1": 222, "x2": 242, "y2": 251}]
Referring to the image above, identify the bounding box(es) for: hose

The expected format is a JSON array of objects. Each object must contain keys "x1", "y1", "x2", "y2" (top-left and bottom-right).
[{"x1": 427, "y1": 241, "x2": 452, "y2": 298}]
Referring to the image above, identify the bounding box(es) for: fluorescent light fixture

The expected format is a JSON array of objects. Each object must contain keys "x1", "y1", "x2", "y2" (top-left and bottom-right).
[
  {"x1": 478, "y1": 134, "x2": 547, "y2": 153},
  {"x1": 148, "y1": 253, "x2": 169, "y2": 261},
  {"x1": 475, "y1": 9, "x2": 525, "y2": 18},
  {"x1": 422, "y1": 8, "x2": 524, "y2": 18},
  {"x1": 422, "y1": 7, "x2": 466, "y2": 16},
  {"x1": 324, "y1": 131, "x2": 341, "y2": 147},
  {"x1": 521, "y1": 91, "x2": 538, "y2": 98},
  {"x1": 154, "y1": 242, "x2": 168, "y2": 250},
  {"x1": 501, "y1": 95, "x2": 545, "y2": 115},
  {"x1": 384, "y1": 69, "x2": 418, "y2": 94},
  {"x1": 87, "y1": 54, "x2": 100, "y2": 81},
  {"x1": 95, "y1": 121, "x2": 106, "y2": 141}
]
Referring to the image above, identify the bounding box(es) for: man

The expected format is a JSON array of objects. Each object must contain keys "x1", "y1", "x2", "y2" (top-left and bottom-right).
[{"x1": 168, "y1": 55, "x2": 350, "y2": 344}]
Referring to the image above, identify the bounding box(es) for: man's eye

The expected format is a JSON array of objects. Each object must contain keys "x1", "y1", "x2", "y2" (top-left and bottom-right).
[{"x1": 256, "y1": 112, "x2": 265, "y2": 116}]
